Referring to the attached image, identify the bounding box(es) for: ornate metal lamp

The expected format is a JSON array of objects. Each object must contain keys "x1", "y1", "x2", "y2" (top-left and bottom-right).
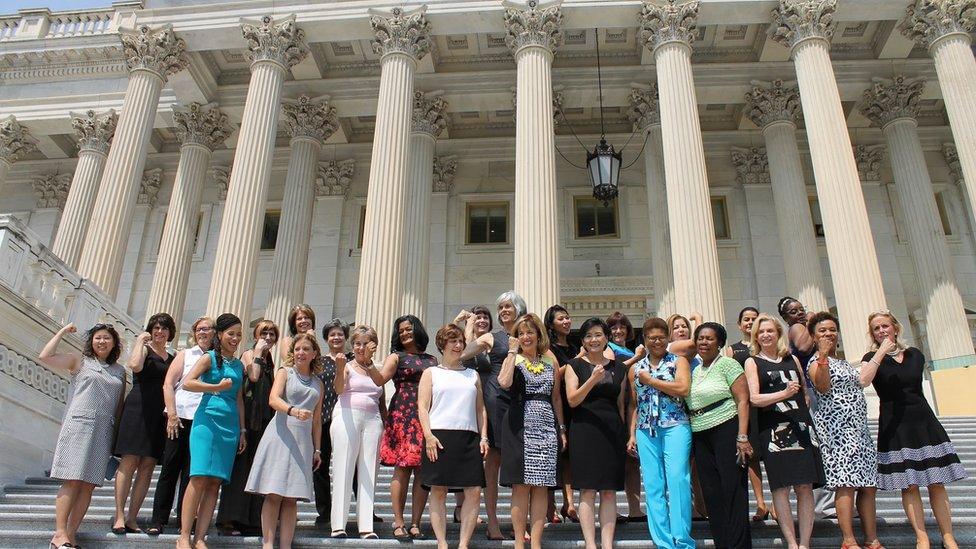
[{"x1": 587, "y1": 28, "x2": 619, "y2": 205}]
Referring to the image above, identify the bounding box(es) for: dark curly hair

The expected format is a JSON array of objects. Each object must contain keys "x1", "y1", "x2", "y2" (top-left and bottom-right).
[
  {"x1": 694, "y1": 321, "x2": 728, "y2": 348},
  {"x1": 321, "y1": 318, "x2": 349, "y2": 340},
  {"x1": 806, "y1": 311, "x2": 839, "y2": 337},
  {"x1": 83, "y1": 323, "x2": 122, "y2": 365},
  {"x1": 390, "y1": 314, "x2": 430, "y2": 353},
  {"x1": 145, "y1": 312, "x2": 176, "y2": 342}
]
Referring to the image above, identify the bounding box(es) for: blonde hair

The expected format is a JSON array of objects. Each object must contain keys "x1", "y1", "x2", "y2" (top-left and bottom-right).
[
  {"x1": 749, "y1": 314, "x2": 791, "y2": 358},
  {"x1": 511, "y1": 313, "x2": 550, "y2": 355},
  {"x1": 866, "y1": 310, "x2": 909, "y2": 352},
  {"x1": 666, "y1": 314, "x2": 691, "y2": 341},
  {"x1": 349, "y1": 324, "x2": 378, "y2": 346},
  {"x1": 284, "y1": 332, "x2": 324, "y2": 375},
  {"x1": 188, "y1": 316, "x2": 215, "y2": 349}
]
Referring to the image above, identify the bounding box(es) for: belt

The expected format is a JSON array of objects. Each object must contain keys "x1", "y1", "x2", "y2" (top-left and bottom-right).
[
  {"x1": 687, "y1": 397, "x2": 731, "y2": 418},
  {"x1": 524, "y1": 394, "x2": 551, "y2": 403}
]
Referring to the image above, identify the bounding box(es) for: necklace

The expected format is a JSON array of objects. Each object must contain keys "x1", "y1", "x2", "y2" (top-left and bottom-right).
[
  {"x1": 758, "y1": 351, "x2": 780, "y2": 362},
  {"x1": 523, "y1": 356, "x2": 546, "y2": 375}
]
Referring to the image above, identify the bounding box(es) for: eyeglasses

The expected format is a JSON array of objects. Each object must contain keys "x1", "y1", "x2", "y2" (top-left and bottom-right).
[
  {"x1": 195, "y1": 326, "x2": 213, "y2": 333},
  {"x1": 646, "y1": 336, "x2": 667, "y2": 343}
]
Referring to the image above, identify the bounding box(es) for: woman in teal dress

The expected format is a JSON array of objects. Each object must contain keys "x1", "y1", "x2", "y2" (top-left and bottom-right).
[{"x1": 177, "y1": 313, "x2": 246, "y2": 549}]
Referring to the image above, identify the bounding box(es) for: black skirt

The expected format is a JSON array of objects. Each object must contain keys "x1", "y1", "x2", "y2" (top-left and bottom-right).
[{"x1": 421, "y1": 430, "x2": 486, "y2": 489}]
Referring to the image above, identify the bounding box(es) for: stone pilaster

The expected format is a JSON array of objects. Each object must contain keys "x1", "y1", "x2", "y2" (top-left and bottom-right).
[
  {"x1": 639, "y1": 0, "x2": 724, "y2": 322},
  {"x1": 207, "y1": 15, "x2": 308, "y2": 321},
  {"x1": 432, "y1": 156, "x2": 457, "y2": 194},
  {"x1": 771, "y1": 0, "x2": 887, "y2": 353},
  {"x1": 30, "y1": 173, "x2": 72, "y2": 210},
  {"x1": 145, "y1": 103, "x2": 231, "y2": 328},
  {"x1": 505, "y1": 0, "x2": 563, "y2": 315},
  {"x1": 0, "y1": 116, "x2": 38, "y2": 187},
  {"x1": 77, "y1": 24, "x2": 187, "y2": 298},
  {"x1": 745, "y1": 79, "x2": 830, "y2": 313},
  {"x1": 860, "y1": 75, "x2": 972, "y2": 360},
  {"x1": 401, "y1": 91, "x2": 448, "y2": 320},
  {"x1": 628, "y1": 85, "x2": 675, "y2": 318},
  {"x1": 51, "y1": 110, "x2": 117, "y2": 268},
  {"x1": 265, "y1": 95, "x2": 338, "y2": 334},
  {"x1": 356, "y1": 6, "x2": 431, "y2": 349}
]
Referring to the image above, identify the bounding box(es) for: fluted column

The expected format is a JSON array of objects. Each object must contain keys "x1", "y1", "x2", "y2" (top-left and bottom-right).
[
  {"x1": 77, "y1": 25, "x2": 187, "y2": 297},
  {"x1": 401, "y1": 91, "x2": 448, "y2": 321},
  {"x1": 902, "y1": 1, "x2": 976, "y2": 231},
  {"x1": 206, "y1": 15, "x2": 308, "y2": 321},
  {"x1": 628, "y1": 85, "x2": 675, "y2": 317},
  {"x1": 0, "y1": 115, "x2": 38, "y2": 187},
  {"x1": 860, "y1": 76, "x2": 973, "y2": 359},
  {"x1": 745, "y1": 80, "x2": 830, "y2": 313},
  {"x1": 505, "y1": 0, "x2": 563, "y2": 315},
  {"x1": 145, "y1": 103, "x2": 231, "y2": 328},
  {"x1": 771, "y1": 0, "x2": 887, "y2": 352},
  {"x1": 639, "y1": 0, "x2": 724, "y2": 322},
  {"x1": 51, "y1": 110, "x2": 117, "y2": 268},
  {"x1": 265, "y1": 96, "x2": 338, "y2": 333},
  {"x1": 356, "y1": 6, "x2": 431, "y2": 349}
]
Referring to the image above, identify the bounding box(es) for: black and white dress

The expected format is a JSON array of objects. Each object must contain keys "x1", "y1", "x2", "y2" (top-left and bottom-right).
[
  {"x1": 500, "y1": 355, "x2": 560, "y2": 488},
  {"x1": 864, "y1": 347, "x2": 968, "y2": 490}
]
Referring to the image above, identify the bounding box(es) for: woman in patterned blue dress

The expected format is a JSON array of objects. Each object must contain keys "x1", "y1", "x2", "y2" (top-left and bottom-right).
[
  {"x1": 177, "y1": 313, "x2": 246, "y2": 549},
  {"x1": 499, "y1": 313, "x2": 567, "y2": 549}
]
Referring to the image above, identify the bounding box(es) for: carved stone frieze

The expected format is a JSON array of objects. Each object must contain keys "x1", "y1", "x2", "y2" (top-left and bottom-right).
[
  {"x1": 745, "y1": 80, "x2": 801, "y2": 128},
  {"x1": 281, "y1": 95, "x2": 339, "y2": 142},
  {"x1": 369, "y1": 6, "x2": 432, "y2": 60},
  {"x1": 433, "y1": 156, "x2": 458, "y2": 193},
  {"x1": 943, "y1": 143, "x2": 963, "y2": 183},
  {"x1": 859, "y1": 75, "x2": 925, "y2": 128},
  {"x1": 627, "y1": 85, "x2": 661, "y2": 132},
  {"x1": 70, "y1": 109, "x2": 117, "y2": 155},
  {"x1": 173, "y1": 103, "x2": 233, "y2": 150},
  {"x1": 412, "y1": 91, "x2": 449, "y2": 138},
  {"x1": 900, "y1": 0, "x2": 976, "y2": 49},
  {"x1": 0, "y1": 115, "x2": 38, "y2": 165},
  {"x1": 503, "y1": 0, "x2": 563, "y2": 56},
  {"x1": 637, "y1": 0, "x2": 700, "y2": 52},
  {"x1": 730, "y1": 146, "x2": 771, "y2": 186},
  {"x1": 138, "y1": 168, "x2": 163, "y2": 207},
  {"x1": 31, "y1": 173, "x2": 72, "y2": 209},
  {"x1": 211, "y1": 166, "x2": 230, "y2": 201},
  {"x1": 119, "y1": 24, "x2": 188, "y2": 79},
  {"x1": 315, "y1": 159, "x2": 355, "y2": 197},
  {"x1": 769, "y1": 0, "x2": 837, "y2": 50},
  {"x1": 240, "y1": 15, "x2": 309, "y2": 69},
  {"x1": 0, "y1": 344, "x2": 69, "y2": 403},
  {"x1": 854, "y1": 144, "x2": 885, "y2": 182}
]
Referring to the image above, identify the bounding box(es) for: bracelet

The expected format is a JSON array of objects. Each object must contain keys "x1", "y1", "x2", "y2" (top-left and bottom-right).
[
  {"x1": 558, "y1": 424, "x2": 567, "y2": 432},
  {"x1": 507, "y1": 349, "x2": 517, "y2": 355},
  {"x1": 736, "y1": 434, "x2": 749, "y2": 443},
  {"x1": 287, "y1": 405, "x2": 294, "y2": 417},
  {"x1": 240, "y1": 428, "x2": 247, "y2": 434},
  {"x1": 314, "y1": 449, "x2": 321, "y2": 454},
  {"x1": 480, "y1": 437, "x2": 489, "y2": 443}
]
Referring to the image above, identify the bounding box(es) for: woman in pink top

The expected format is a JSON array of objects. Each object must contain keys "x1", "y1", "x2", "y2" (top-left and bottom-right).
[{"x1": 329, "y1": 325, "x2": 385, "y2": 539}]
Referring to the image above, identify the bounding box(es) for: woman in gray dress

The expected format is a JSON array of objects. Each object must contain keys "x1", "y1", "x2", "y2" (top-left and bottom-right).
[
  {"x1": 245, "y1": 332, "x2": 325, "y2": 549},
  {"x1": 40, "y1": 322, "x2": 126, "y2": 549}
]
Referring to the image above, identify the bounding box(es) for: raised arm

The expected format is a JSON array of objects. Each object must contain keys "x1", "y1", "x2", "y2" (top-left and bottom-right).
[
  {"x1": 497, "y1": 338, "x2": 519, "y2": 390},
  {"x1": 565, "y1": 360, "x2": 605, "y2": 408},
  {"x1": 637, "y1": 356, "x2": 691, "y2": 398},
  {"x1": 668, "y1": 339, "x2": 696, "y2": 361},
  {"x1": 460, "y1": 332, "x2": 493, "y2": 362},
  {"x1": 789, "y1": 323, "x2": 814, "y2": 354},
  {"x1": 333, "y1": 357, "x2": 349, "y2": 395},
  {"x1": 39, "y1": 324, "x2": 82, "y2": 376},
  {"x1": 375, "y1": 352, "x2": 400, "y2": 385},
  {"x1": 860, "y1": 338, "x2": 896, "y2": 387},
  {"x1": 745, "y1": 357, "x2": 798, "y2": 407},
  {"x1": 182, "y1": 353, "x2": 230, "y2": 393},
  {"x1": 127, "y1": 332, "x2": 151, "y2": 372},
  {"x1": 622, "y1": 345, "x2": 646, "y2": 368}
]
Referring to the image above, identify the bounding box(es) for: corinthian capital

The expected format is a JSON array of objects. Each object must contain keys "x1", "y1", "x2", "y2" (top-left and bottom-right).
[
  {"x1": 412, "y1": 91, "x2": 449, "y2": 138},
  {"x1": 628, "y1": 84, "x2": 660, "y2": 132},
  {"x1": 210, "y1": 166, "x2": 230, "y2": 200},
  {"x1": 638, "y1": 0, "x2": 700, "y2": 52},
  {"x1": 433, "y1": 156, "x2": 458, "y2": 193},
  {"x1": 139, "y1": 168, "x2": 163, "y2": 207},
  {"x1": 70, "y1": 109, "x2": 117, "y2": 155},
  {"x1": 315, "y1": 159, "x2": 355, "y2": 197},
  {"x1": 859, "y1": 75, "x2": 925, "y2": 128},
  {"x1": 369, "y1": 6, "x2": 432, "y2": 61},
  {"x1": 120, "y1": 24, "x2": 188, "y2": 80},
  {"x1": 31, "y1": 173, "x2": 72, "y2": 209},
  {"x1": 854, "y1": 144, "x2": 885, "y2": 182},
  {"x1": 503, "y1": 0, "x2": 563, "y2": 56},
  {"x1": 770, "y1": 0, "x2": 837, "y2": 50},
  {"x1": 0, "y1": 115, "x2": 38, "y2": 165},
  {"x1": 730, "y1": 146, "x2": 771, "y2": 186},
  {"x1": 241, "y1": 15, "x2": 309, "y2": 70},
  {"x1": 943, "y1": 143, "x2": 963, "y2": 182},
  {"x1": 281, "y1": 95, "x2": 339, "y2": 142},
  {"x1": 174, "y1": 103, "x2": 233, "y2": 150},
  {"x1": 745, "y1": 80, "x2": 801, "y2": 128},
  {"x1": 900, "y1": 0, "x2": 976, "y2": 50}
]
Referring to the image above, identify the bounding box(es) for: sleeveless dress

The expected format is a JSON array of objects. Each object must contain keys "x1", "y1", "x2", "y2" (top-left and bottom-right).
[
  {"x1": 380, "y1": 351, "x2": 437, "y2": 467},
  {"x1": 500, "y1": 355, "x2": 560, "y2": 487},
  {"x1": 551, "y1": 338, "x2": 581, "y2": 432},
  {"x1": 753, "y1": 355, "x2": 824, "y2": 491},
  {"x1": 115, "y1": 350, "x2": 172, "y2": 459},
  {"x1": 568, "y1": 357, "x2": 627, "y2": 490},
  {"x1": 810, "y1": 356, "x2": 877, "y2": 489},
  {"x1": 864, "y1": 347, "x2": 968, "y2": 489},
  {"x1": 189, "y1": 351, "x2": 243, "y2": 483},
  {"x1": 246, "y1": 368, "x2": 323, "y2": 501},
  {"x1": 50, "y1": 357, "x2": 126, "y2": 486},
  {"x1": 482, "y1": 329, "x2": 513, "y2": 450}
]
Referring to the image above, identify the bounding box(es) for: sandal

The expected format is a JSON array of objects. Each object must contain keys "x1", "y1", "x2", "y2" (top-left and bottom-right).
[
  {"x1": 393, "y1": 525, "x2": 410, "y2": 541},
  {"x1": 841, "y1": 542, "x2": 862, "y2": 549},
  {"x1": 865, "y1": 542, "x2": 885, "y2": 549},
  {"x1": 146, "y1": 525, "x2": 162, "y2": 536},
  {"x1": 360, "y1": 532, "x2": 379, "y2": 539},
  {"x1": 330, "y1": 530, "x2": 347, "y2": 538},
  {"x1": 486, "y1": 532, "x2": 513, "y2": 541},
  {"x1": 110, "y1": 526, "x2": 126, "y2": 535},
  {"x1": 751, "y1": 508, "x2": 770, "y2": 522},
  {"x1": 408, "y1": 523, "x2": 425, "y2": 540},
  {"x1": 124, "y1": 525, "x2": 142, "y2": 534}
]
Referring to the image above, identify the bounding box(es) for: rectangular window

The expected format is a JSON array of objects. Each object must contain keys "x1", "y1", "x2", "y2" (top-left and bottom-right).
[
  {"x1": 935, "y1": 192, "x2": 953, "y2": 236},
  {"x1": 711, "y1": 196, "x2": 731, "y2": 240},
  {"x1": 260, "y1": 210, "x2": 281, "y2": 250},
  {"x1": 466, "y1": 202, "x2": 509, "y2": 244},
  {"x1": 357, "y1": 205, "x2": 367, "y2": 249},
  {"x1": 809, "y1": 197, "x2": 825, "y2": 238},
  {"x1": 574, "y1": 197, "x2": 619, "y2": 239}
]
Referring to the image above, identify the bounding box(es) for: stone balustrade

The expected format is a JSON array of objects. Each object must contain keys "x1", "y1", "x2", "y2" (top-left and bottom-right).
[{"x1": 0, "y1": 6, "x2": 119, "y2": 42}]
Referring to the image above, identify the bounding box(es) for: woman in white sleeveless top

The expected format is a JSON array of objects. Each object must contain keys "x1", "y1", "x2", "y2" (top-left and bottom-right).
[{"x1": 419, "y1": 324, "x2": 489, "y2": 549}]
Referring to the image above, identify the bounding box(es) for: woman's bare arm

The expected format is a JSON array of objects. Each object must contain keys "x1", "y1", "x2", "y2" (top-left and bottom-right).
[{"x1": 39, "y1": 324, "x2": 82, "y2": 376}]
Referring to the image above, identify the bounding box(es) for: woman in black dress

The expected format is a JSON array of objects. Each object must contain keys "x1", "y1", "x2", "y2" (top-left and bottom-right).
[
  {"x1": 545, "y1": 304, "x2": 581, "y2": 523},
  {"x1": 744, "y1": 314, "x2": 824, "y2": 549},
  {"x1": 564, "y1": 317, "x2": 627, "y2": 549},
  {"x1": 113, "y1": 313, "x2": 175, "y2": 534},
  {"x1": 862, "y1": 311, "x2": 967, "y2": 549}
]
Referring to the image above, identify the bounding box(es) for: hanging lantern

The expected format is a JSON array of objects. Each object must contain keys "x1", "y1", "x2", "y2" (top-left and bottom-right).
[{"x1": 587, "y1": 138, "x2": 621, "y2": 206}]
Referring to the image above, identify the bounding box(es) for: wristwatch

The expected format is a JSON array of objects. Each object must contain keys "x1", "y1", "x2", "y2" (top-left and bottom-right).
[{"x1": 736, "y1": 434, "x2": 749, "y2": 443}]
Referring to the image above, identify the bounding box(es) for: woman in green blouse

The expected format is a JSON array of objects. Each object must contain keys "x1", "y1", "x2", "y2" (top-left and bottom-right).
[{"x1": 686, "y1": 322, "x2": 753, "y2": 549}]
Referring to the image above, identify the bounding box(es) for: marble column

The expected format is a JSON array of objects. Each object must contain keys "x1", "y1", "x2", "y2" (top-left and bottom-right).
[
  {"x1": 401, "y1": 91, "x2": 448, "y2": 321},
  {"x1": 265, "y1": 96, "x2": 338, "y2": 333},
  {"x1": 504, "y1": 0, "x2": 563, "y2": 316},
  {"x1": 0, "y1": 115, "x2": 38, "y2": 187},
  {"x1": 745, "y1": 80, "x2": 830, "y2": 313},
  {"x1": 860, "y1": 75, "x2": 973, "y2": 359},
  {"x1": 355, "y1": 6, "x2": 431, "y2": 348},
  {"x1": 145, "y1": 103, "x2": 231, "y2": 328},
  {"x1": 206, "y1": 15, "x2": 308, "y2": 321},
  {"x1": 628, "y1": 85, "x2": 675, "y2": 318},
  {"x1": 428, "y1": 156, "x2": 457, "y2": 329},
  {"x1": 51, "y1": 110, "x2": 117, "y2": 268},
  {"x1": 77, "y1": 24, "x2": 187, "y2": 298},
  {"x1": 771, "y1": 0, "x2": 887, "y2": 352},
  {"x1": 638, "y1": 0, "x2": 724, "y2": 322},
  {"x1": 902, "y1": 0, "x2": 976, "y2": 231}
]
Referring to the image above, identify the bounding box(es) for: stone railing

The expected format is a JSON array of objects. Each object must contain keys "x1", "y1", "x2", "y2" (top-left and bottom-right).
[
  {"x1": 0, "y1": 4, "x2": 132, "y2": 42},
  {"x1": 0, "y1": 343, "x2": 69, "y2": 404}
]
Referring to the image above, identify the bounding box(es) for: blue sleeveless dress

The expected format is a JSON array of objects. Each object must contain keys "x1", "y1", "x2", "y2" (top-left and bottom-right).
[{"x1": 189, "y1": 350, "x2": 243, "y2": 483}]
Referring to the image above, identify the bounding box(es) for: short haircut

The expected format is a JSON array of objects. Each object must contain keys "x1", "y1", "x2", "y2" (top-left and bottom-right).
[
  {"x1": 321, "y1": 318, "x2": 349, "y2": 340},
  {"x1": 511, "y1": 313, "x2": 550, "y2": 355},
  {"x1": 694, "y1": 321, "x2": 728, "y2": 348},
  {"x1": 667, "y1": 314, "x2": 691, "y2": 333},
  {"x1": 390, "y1": 314, "x2": 430, "y2": 353},
  {"x1": 285, "y1": 332, "x2": 323, "y2": 375},
  {"x1": 84, "y1": 323, "x2": 122, "y2": 365},
  {"x1": 748, "y1": 314, "x2": 790, "y2": 357},
  {"x1": 435, "y1": 324, "x2": 465, "y2": 353},
  {"x1": 543, "y1": 304, "x2": 569, "y2": 343},
  {"x1": 470, "y1": 305, "x2": 494, "y2": 332},
  {"x1": 605, "y1": 311, "x2": 634, "y2": 343},
  {"x1": 252, "y1": 319, "x2": 280, "y2": 341},
  {"x1": 579, "y1": 317, "x2": 611, "y2": 342},
  {"x1": 287, "y1": 304, "x2": 316, "y2": 336},
  {"x1": 495, "y1": 291, "x2": 528, "y2": 323},
  {"x1": 737, "y1": 307, "x2": 759, "y2": 323},
  {"x1": 642, "y1": 317, "x2": 669, "y2": 337},
  {"x1": 349, "y1": 324, "x2": 378, "y2": 346},
  {"x1": 188, "y1": 316, "x2": 215, "y2": 348},
  {"x1": 807, "y1": 311, "x2": 839, "y2": 337},
  {"x1": 145, "y1": 312, "x2": 176, "y2": 342}
]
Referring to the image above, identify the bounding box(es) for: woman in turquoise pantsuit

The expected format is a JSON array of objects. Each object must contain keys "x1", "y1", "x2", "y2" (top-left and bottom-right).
[{"x1": 177, "y1": 313, "x2": 246, "y2": 549}]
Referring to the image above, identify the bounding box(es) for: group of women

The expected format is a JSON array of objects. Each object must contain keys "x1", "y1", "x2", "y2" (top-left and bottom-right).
[{"x1": 39, "y1": 291, "x2": 969, "y2": 549}]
